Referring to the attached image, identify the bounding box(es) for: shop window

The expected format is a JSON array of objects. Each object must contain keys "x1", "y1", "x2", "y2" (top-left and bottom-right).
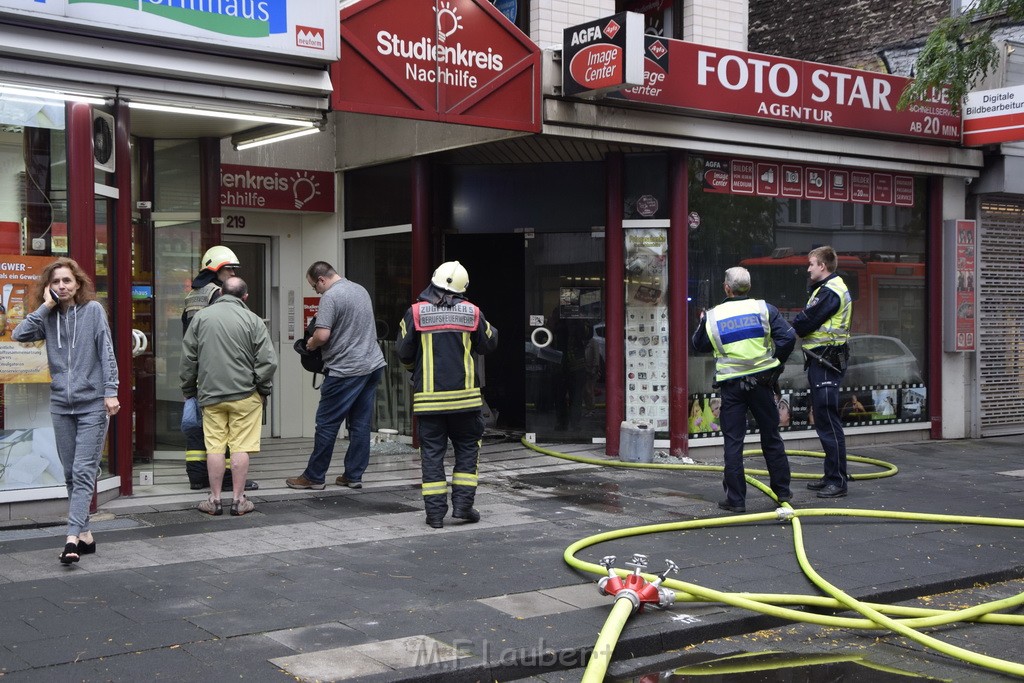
[
  {"x1": 617, "y1": 0, "x2": 680, "y2": 37},
  {"x1": 444, "y1": 162, "x2": 604, "y2": 233},
  {"x1": 154, "y1": 140, "x2": 200, "y2": 213},
  {"x1": 344, "y1": 161, "x2": 412, "y2": 231},
  {"x1": 687, "y1": 155, "x2": 928, "y2": 437},
  {"x1": 345, "y1": 232, "x2": 413, "y2": 435},
  {"x1": 0, "y1": 101, "x2": 78, "y2": 492},
  {"x1": 624, "y1": 153, "x2": 668, "y2": 220}
]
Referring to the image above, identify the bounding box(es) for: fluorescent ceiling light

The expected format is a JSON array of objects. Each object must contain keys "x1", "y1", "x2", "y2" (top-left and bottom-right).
[
  {"x1": 0, "y1": 83, "x2": 105, "y2": 105},
  {"x1": 233, "y1": 126, "x2": 320, "y2": 151},
  {"x1": 129, "y1": 101, "x2": 315, "y2": 127}
]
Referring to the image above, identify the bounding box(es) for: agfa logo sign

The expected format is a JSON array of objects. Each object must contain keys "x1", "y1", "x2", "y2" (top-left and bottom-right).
[{"x1": 333, "y1": 0, "x2": 541, "y2": 132}]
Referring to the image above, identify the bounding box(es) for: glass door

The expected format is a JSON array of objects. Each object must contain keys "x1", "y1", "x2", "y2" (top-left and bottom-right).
[
  {"x1": 223, "y1": 237, "x2": 272, "y2": 438},
  {"x1": 152, "y1": 217, "x2": 201, "y2": 454},
  {"x1": 524, "y1": 233, "x2": 606, "y2": 441}
]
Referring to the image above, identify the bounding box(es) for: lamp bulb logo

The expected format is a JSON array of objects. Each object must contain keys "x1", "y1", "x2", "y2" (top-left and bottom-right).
[
  {"x1": 292, "y1": 172, "x2": 320, "y2": 209},
  {"x1": 435, "y1": 1, "x2": 463, "y2": 43}
]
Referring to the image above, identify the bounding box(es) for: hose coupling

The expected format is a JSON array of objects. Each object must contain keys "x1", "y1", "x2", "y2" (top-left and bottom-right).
[
  {"x1": 615, "y1": 589, "x2": 641, "y2": 614},
  {"x1": 657, "y1": 587, "x2": 677, "y2": 608},
  {"x1": 776, "y1": 506, "x2": 795, "y2": 521}
]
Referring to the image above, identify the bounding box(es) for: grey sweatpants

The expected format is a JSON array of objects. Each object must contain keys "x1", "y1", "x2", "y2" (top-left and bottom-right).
[{"x1": 51, "y1": 411, "x2": 109, "y2": 537}]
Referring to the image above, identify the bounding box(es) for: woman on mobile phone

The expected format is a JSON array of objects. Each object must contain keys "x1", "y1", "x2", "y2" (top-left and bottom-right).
[{"x1": 12, "y1": 258, "x2": 119, "y2": 566}]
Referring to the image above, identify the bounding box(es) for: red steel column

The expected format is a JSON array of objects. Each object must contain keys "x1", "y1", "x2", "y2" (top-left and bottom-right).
[
  {"x1": 199, "y1": 138, "x2": 221, "y2": 251},
  {"x1": 114, "y1": 101, "x2": 134, "y2": 495},
  {"x1": 928, "y1": 176, "x2": 943, "y2": 439},
  {"x1": 411, "y1": 157, "x2": 432, "y2": 297},
  {"x1": 605, "y1": 153, "x2": 625, "y2": 456},
  {"x1": 410, "y1": 158, "x2": 433, "y2": 447},
  {"x1": 67, "y1": 102, "x2": 96, "y2": 275},
  {"x1": 668, "y1": 151, "x2": 689, "y2": 456}
]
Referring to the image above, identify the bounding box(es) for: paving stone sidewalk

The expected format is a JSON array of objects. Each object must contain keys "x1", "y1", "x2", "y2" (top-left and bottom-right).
[{"x1": 0, "y1": 437, "x2": 1021, "y2": 681}]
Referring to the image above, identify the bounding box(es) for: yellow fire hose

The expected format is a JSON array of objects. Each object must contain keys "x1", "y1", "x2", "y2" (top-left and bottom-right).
[{"x1": 522, "y1": 438, "x2": 1024, "y2": 679}]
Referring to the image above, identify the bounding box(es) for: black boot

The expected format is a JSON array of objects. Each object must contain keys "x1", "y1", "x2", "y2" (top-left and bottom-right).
[
  {"x1": 424, "y1": 493, "x2": 448, "y2": 529},
  {"x1": 186, "y1": 460, "x2": 209, "y2": 490}
]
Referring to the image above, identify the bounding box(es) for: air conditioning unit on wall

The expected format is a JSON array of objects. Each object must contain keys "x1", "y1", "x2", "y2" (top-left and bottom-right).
[{"x1": 92, "y1": 109, "x2": 115, "y2": 174}]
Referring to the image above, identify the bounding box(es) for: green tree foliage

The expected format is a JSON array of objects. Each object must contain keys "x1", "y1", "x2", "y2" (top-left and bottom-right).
[{"x1": 901, "y1": 0, "x2": 1024, "y2": 113}]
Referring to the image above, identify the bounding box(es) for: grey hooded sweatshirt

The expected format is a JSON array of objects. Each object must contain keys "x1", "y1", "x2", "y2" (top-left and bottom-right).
[{"x1": 12, "y1": 301, "x2": 119, "y2": 415}]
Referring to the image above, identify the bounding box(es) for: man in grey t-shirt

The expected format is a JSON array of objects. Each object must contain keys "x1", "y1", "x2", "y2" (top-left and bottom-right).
[{"x1": 286, "y1": 262, "x2": 386, "y2": 490}]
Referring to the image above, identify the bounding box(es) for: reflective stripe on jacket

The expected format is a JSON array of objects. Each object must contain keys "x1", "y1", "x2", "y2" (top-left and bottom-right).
[
  {"x1": 803, "y1": 276, "x2": 852, "y2": 349},
  {"x1": 397, "y1": 301, "x2": 499, "y2": 414},
  {"x1": 705, "y1": 299, "x2": 780, "y2": 382}
]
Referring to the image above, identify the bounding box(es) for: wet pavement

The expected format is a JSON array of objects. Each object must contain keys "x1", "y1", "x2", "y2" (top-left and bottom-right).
[{"x1": 0, "y1": 436, "x2": 1022, "y2": 681}]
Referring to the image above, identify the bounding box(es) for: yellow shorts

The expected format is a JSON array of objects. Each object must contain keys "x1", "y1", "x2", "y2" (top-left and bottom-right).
[{"x1": 202, "y1": 392, "x2": 263, "y2": 454}]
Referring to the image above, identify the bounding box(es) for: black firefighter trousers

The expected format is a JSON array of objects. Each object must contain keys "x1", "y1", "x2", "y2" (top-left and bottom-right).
[{"x1": 418, "y1": 411, "x2": 485, "y2": 520}]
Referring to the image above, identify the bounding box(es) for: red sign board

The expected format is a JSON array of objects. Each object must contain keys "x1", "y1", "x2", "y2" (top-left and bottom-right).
[
  {"x1": 562, "y1": 12, "x2": 645, "y2": 98},
  {"x1": 962, "y1": 85, "x2": 1024, "y2": 146},
  {"x1": 702, "y1": 156, "x2": 915, "y2": 207},
  {"x1": 953, "y1": 220, "x2": 976, "y2": 352},
  {"x1": 827, "y1": 170, "x2": 849, "y2": 202},
  {"x1": 220, "y1": 165, "x2": 335, "y2": 213},
  {"x1": 612, "y1": 37, "x2": 959, "y2": 143},
  {"x1": 303, "y1": 297, "x2": 320, "y2": 330},
  {"x1": 332, "y1": 0, "x2": 541, "y2": 132},
  {"x1": 850, "y1": 171, "x2": 872, "y2": 203}
]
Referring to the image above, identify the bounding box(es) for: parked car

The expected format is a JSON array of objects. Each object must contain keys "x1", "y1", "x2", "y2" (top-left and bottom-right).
[{"x1": 779, "y1": 335, "x2": 923, "y2": 390}]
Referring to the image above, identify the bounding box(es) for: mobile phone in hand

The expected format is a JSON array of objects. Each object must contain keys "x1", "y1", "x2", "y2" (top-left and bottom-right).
[{"x1": 49, "y1": 288, "x2": 60, "y2": 303}]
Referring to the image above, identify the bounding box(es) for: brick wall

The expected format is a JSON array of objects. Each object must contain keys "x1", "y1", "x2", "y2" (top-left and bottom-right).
[
  {"x1": 749, "y1": 0, "x2": 948, "y2": 71},
  {"x1": 531, "y1": 0, "x2": 617, "y2": 48},
  {"x1": 685, "y1": 0, "x2": 748, "y2": 49}
]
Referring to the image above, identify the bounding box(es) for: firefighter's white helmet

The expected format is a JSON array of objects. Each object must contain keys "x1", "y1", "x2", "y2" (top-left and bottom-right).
[
  {"x1": 201, "y1": 245, "x2": 240, "y2": 273},
  {"x1": 431, "y1": 260, "x2": 469, "y2": 293}
]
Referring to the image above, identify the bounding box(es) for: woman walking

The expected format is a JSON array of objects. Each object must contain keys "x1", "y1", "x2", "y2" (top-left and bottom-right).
[{"x1": 13, "y1": 258, "x2": 119, "y2": 565}]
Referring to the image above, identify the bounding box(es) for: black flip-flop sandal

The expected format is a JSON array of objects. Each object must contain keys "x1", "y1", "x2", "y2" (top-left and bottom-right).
[
  {"x1": 59, "y1": 542, "x2": 80, "y2": 565},
  {"x1": 77, "y1": 540, "x2": 96, "y2": 555}
]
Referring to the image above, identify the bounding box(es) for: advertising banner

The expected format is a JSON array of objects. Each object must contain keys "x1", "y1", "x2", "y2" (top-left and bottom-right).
[
  {"x1": 331, "y1": 0, "x2": 541, "y2": 132},
  {"x1": 700, "y1": 156, "x2": 916, "y2": 206},
  {"x1": 953, "y1": 220, "x2": 976, "y2": 352},
  {"x1": 0, "y1": 0, "x2": 338, "y2": 61},
  {"x1": 0, "y1": 255, "x2": 55, "y2": 384},
  {"x1": 220, "y1": 164, "x2": 335, "y2": 212},
  {"x1": 624, "y1": 229, "x2": 668, "y2": 432},
  {"x1": 608, "y1": 35, "x2": 959, "y2": 143},
  {"x1": 962, "y1": 84, "x2": 1024, "y2": 146},
  {"x1": 561, "y1": 11, "x2": 645, "y2": 98}
]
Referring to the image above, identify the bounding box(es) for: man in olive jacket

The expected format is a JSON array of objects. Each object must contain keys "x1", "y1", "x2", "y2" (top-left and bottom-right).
[{"x1": 181, "y1": 277, "x2": 277, "y2": 516}]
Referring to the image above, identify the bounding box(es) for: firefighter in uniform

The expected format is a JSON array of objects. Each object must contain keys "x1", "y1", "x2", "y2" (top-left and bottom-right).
[
  {"x1": 692, "y1": 266, "x2": 796, "y2": 513},
  {"x1": 397, "y1": 261, "x2": 499, "y2": 529},
  {"x1": 792, "y1": 245, "x2": 852, "y2": 499},
  {"x1": 181, "y1": 245, "x2": 256, "y2": 492}
]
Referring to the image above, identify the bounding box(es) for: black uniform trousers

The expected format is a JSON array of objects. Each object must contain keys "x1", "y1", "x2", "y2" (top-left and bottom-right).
[
  {"x1": 719, "y1": 377, "x2": 791, "y2": 507},
  {"x1": 807, "y1": 358, "x2": 848, "y2": 487},
  {"x1": 418, "y1": 411, "x2": 484, "y2": 519},
  {"x1": 185, "y1": 424, "x2": 234, "y2": 490}
]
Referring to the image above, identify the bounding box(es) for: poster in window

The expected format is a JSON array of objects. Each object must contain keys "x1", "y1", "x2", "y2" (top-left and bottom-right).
[{"x1": 0, "y1": 255, "x2": 56, "y2": 384}]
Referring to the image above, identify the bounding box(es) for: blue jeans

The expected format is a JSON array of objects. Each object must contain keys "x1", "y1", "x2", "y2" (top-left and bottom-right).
[{"x1": 301, "y1": 367, "x2": 384, "y2": 484}]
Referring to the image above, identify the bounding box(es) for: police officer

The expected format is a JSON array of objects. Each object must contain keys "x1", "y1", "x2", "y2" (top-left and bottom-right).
[
  {"x1": 181, "y1": 245, "x2": 256, "y2": 492},
  {"x1": 692, "y1": 266, "x2": 795, "y2": 513},
  {"x1": 396, "y1": 261, "x2": 499, "y2": 529},
  {"x1": 792, "y1": 245, "x2": 852, "y2": 499}
]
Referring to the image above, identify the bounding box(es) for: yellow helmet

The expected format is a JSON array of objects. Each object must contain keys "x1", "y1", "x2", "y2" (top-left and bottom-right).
[
  {"x1": 201, "y1": 245, "x2": 240, "y2": 273},
  {"x1": 431, "y1": 260, "x2": 469, "y2": 293}
]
